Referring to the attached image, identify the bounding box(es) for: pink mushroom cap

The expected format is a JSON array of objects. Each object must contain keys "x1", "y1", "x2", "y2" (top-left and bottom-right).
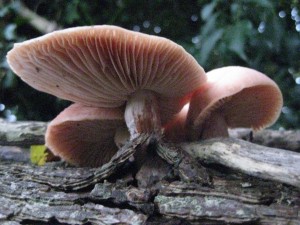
[
  {"x1": 185, "y1": 66, "x2": 283, "y2": 140},
  {"x1": 46, "y1": 103, "x2": 126, "y2": 167},
  {"x1": 6, "y1": 25, "x2": 206, "y2": 125}
]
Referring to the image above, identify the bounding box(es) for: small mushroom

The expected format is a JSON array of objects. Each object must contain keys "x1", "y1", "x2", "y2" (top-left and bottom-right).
[
  {"x1": 46, "y1": 103, "x2": 127, "y2": 167},
  {"x1": 186, "y1": 66, "x2": 283, "y2": 140},
  {"x1": 7, "y1": 25, "x2": 206, "y2": 141}
]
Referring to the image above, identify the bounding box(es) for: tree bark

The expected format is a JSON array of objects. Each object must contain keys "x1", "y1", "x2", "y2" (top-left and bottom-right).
[
  {"x1": 181, "y1": 138, "x2": 300, "y2": 189},
  {"x1": 0, "y1": 120, "x2": 47, "y2": 147},
  {"x1": 1, "y1": 155, "x2": 299, "y2": 224},
  {"x1": 0, "y1": 121, "x2": 300, "y2": 224},
  {"x1": 229, "y1": 128, "x2": 300, "y2": 152}
]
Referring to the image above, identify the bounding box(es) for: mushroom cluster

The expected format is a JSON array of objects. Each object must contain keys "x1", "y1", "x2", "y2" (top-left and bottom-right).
[
  {"x1": 7, "y1": 25, "x2": 283, "y2": 167},
  {"x1": 164, "y1": 66, "x2": 283, "y2": 142},
  {"x1": 7, "y1": 25, "x2": 206, "y2": 167}
]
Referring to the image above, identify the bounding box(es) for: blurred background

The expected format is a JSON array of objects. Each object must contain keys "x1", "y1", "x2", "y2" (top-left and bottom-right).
[{"x1": 0, "y1": 0, "x2": 299, "y2": 129}]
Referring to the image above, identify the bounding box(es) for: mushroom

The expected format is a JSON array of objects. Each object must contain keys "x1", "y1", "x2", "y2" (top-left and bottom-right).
[
  {"x1": 7, "y1": 25, "x2": 206, "y2": 142},
  {"x1": 182, "y1": 66, "x2": 283, "y2": 140},
  {"x1": 45, "y1": 103, "x2": 128, "y2": 167},
  {"x1": 165, "y1": 66, "x2": 284, "y2": 142}
]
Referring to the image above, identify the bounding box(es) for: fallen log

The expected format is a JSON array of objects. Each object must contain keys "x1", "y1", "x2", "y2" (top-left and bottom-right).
[
  {"x1": 1, "y1": 120, "x2": 299, "y2": 151},
  {"x1": 0, "y1": 120, "x2": 47, "y2": 147},
  {"x1": 229, "y1": 128, "x2": 300, "y2": 152},
  {"x1": 181, "y1": 138, "x2": 300, "y2": 189},
  {"x1": 0, "y1": 157, "x2": 299, "y2": 224},
  {"x1": 0, "y1": 121, "x2": 300, "y2": 224}
]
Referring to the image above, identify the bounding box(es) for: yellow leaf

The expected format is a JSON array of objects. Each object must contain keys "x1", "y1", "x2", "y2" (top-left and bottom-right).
[{"x1": 30, "y1": 145, "x2": 48, "y2": 166}]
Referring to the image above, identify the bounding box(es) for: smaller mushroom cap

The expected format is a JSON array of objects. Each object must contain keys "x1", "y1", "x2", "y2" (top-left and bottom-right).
[
  {"x1": 187, "y1": 66, "x2": 283, "y2": 140},
  {"x1": 46, "y1": 103, "x2": 126, "y2": 167}
]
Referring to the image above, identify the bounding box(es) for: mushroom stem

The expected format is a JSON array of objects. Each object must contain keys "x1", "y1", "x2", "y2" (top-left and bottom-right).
[
  {"x1": 189, "y1": 111, "x2": 229, "y2": 141},
  {"x1": 125, "y1": 90, "x2": 162, "y2": 139}
]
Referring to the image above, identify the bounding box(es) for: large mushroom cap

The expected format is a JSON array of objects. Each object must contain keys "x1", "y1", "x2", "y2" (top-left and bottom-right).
[
  {"x1": 46, "y1": 103, "x2": 126, "y2": 167},
  {"x1": 7, "y1": 25, "x2": 206, "y2": 123},
  {"x1": 187, "y1": 66, "x2": 283, "y2": 140}
]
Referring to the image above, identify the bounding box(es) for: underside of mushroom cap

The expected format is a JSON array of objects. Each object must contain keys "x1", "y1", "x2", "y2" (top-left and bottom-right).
[
  {"x1": 7, "y1": 25, "x2": 206, "y2": 123},
  {"x1": 189, "y1": 66, "x2": 283, "y2": 131},
  {"x1": 45, "y1": 103, "x2": 126, "y2": 167}
]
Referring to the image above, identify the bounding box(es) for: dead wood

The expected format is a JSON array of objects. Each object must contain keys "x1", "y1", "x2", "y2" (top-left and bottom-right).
[
  {"x1": 0, "y1": 121, "x2": 300, "y2": 224},
  {"x1": 1, "y1": 120, "x2": 299, "y2": 151}
]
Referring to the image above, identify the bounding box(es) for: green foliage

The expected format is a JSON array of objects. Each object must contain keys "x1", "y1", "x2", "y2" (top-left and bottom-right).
[{"x1": 0, "y1": 0, "x2": 299, "y2": 129}]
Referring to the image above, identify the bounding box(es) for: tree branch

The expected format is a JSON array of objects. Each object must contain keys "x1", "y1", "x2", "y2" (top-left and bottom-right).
[
  {"x1": 14, "y1": 1, "x2": 61, "y2": 33},
  {"x1": 0, "y1": 120, "x2": 47, "y2": 147},
  {"x1": 1, "y1": 120, "x2": 300, "y2": 188},
  {"x1": 1, "y1": 120, "x2": 300, "y2": 150},
  {"x1": 229, "y1": 128, "x2": 300, "y2": 152},
  {"x1": 181, "y1": 137, "x2": 300, "y2": 189}
]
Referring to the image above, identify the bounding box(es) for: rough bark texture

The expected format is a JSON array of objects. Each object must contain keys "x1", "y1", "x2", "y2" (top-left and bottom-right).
[
  {"x1": 181, "y1": 138, "x2": 300, "y2": 189},
  {"x1": 229, "y1": 128, "x2": 300, "y2": 152},
  {"x1": 0, "y1": 121, "x2": 300, "y2": 224},
  {"x1": 0, "y1": 120, "x2": 47, "y2": 147}
]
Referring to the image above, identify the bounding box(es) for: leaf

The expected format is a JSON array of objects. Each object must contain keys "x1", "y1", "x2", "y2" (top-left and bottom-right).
[
  {"x1": 65, "y1": 0, "x2": 80, "y2": 24},
  {"x1": 201, "y1": 1, "x2": 217, "y2": 21},
  {"x1": 2, "y1": 70, "x2": 17, "y2": 89},
  {"x1": 266, "y1": 16, "x2": 284, "y2": 52},
  {"x1": 30, "y1": 145, "x2": 48, "y2": 166},
  {"x1": 4, "y1": 24, "x2": 17, "y2": 41},
  {"x1": 224, "y1": 20, "x2": 253, "y2": 61},
  {"x1": 0, "y1": 5, "x2": 9, "y2": 17},
  {"x1": 245, "y1": 0, "x2": 274, "y2": 9},
  {"x1": 201, "y1": 13, "x2": 219, "y2": 38},
  {"x1": 198, "y1": 29, "x2": 224, "y2": 65}
]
